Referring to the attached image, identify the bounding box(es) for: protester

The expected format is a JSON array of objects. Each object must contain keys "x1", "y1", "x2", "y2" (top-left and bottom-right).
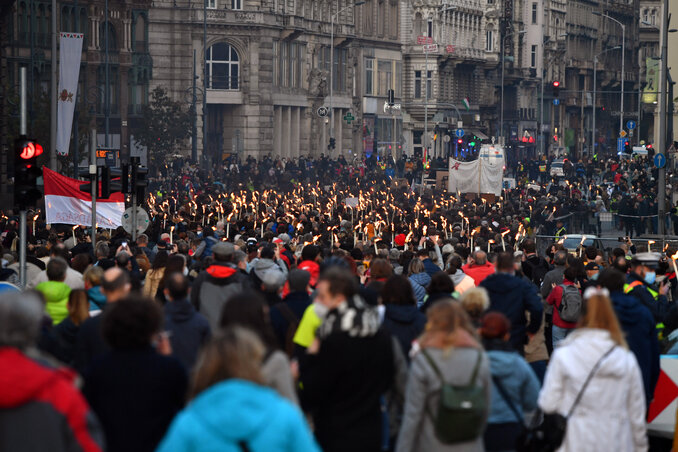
[
  {"x1": 36, "y1": 257, "x2": 72, "y2": 325},
  {"x1": 380, "y1": 274, "x2": 427, "y2": 359},
  {"x1": 538, "y1": 293, "x2": 648, "y2": 451},
  {"x1": 545, "y1": 265, "x2": 581, "y2": 348},
  {"x1": 83, "y1": 265, "x2": 106, "y2": 313},
  {"x1": 40, "y1": 289, "x2": 90, "y2": 365},
  {"x1": 269, "y1": 269, "x2": 312, "y2": 354},
  {"x1": 142, "y1": 250, "x2": 168, "y2": 300},
  {"x1": 458, "y1": 287, "x2": 490, "y2": 327},
  {"x1": 156, "y1": 327, "x2": 320, "y2": 452},
  {"x1": 462, "y1": 250, "x2": 496, "y2": 286},
  {"x1": 446, "y1": 254, "x2": 475, "y2": 294},
  {"x1": 408, "y1": 258, "x2": 431, "y2": 308},
  {"x1": 421, "y1": 271, "x2": 456, "y2": 312},
  {"x1": 29, "y1": 245, "x2": 85, "y2": 290}
]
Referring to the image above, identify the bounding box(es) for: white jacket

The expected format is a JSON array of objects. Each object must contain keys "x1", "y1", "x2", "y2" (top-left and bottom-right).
[{"x1": 538, "y1": 328, "x2": 648, "y2": 452}]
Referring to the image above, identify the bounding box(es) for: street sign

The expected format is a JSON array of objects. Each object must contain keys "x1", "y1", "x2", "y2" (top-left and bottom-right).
[
  {"x1": 626, "y1": 120, "x2": 637, "y2": 130},
  {"x1": 121, "y1": 206, "x2": 150, "y2": 235},
  {"x1": 654, "y1": 153, "x2": 666, "y2": 169},
  {"x1": 443, "y1": 135, "x2": 451, "y2": 143},
  {"x1": 317, "y1": 106, "x2": 328, "y2": 117},
  {"x1": 455, "y1": 129, "x2": 465, "y2": 138},
  {"x1": 343, "y1": 112, "x2": 355, "y2": 125},
  {"x1": 423, "y1": 44, "x2": 438, "y2": 53},
  {"x1": 446, "y1": 45, "x2": 455, "y2": 53},
  {"x1": 417, "y1": 36, "x2": 434, "y2": 45},
  {"x1": 617, "y1": 137, "x2": 626, "y2": 153},
  {"x1": 619, "y1": 130, "x2": 627, "y2": 138},
  {"x1": 553, "y1": 99, "x2": 560, "y2": 105},
  {"x1": 629, "y1": 130, "x2": 634, "y2": 138}
]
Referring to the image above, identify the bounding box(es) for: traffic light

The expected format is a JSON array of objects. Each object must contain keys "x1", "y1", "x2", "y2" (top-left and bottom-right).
[
  {"x1": 14, "y1": 136, "x2": 43, "y2": 208},
  {"x1": 130, "y1": 157, "x2": 148, "y2": 202},
  {"x1": 457, "y1": 138, "x2": 463, "y2": 145},
  {"x1": 387, "y1": 89, "x2": 395, "y2": 106},
  {"x1": 624, "y1": 140, "x2": 631, "y2": 154},
  {"x1": 328, "y1": 137, "x2": 336, "y2": 150},
  {"x1": 552, "y1": 80, "x2": 560, "y2": 98},
  {"x1": 100, "y1": 167, "x2": 124, "y2": 199}
]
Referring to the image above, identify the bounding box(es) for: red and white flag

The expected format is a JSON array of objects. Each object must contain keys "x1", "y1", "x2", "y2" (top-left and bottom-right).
[{"x1": 43, "y1": 167, "x2": 125, "y2": 228}]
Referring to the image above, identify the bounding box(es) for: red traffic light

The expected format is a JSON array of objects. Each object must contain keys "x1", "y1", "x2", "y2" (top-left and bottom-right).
[
  {"x1": 19, "y1": 141, "x2": 43, "y2": 160},
  {"x1": 552, "y1": 81, "x2": 560, "y2": 87},
  {"x1": 457, "y1": 139, "x2": 463, "y2": 144}
]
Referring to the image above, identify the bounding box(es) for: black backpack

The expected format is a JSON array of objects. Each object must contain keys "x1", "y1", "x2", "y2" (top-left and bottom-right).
[{"x1": 524, "y1": 257, "x2": 549, "y2": 287}]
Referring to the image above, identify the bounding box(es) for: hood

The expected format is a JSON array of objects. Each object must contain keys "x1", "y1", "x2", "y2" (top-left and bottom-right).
[
  {"x1": 165, "y1": 298, "x2": 196, "y2": 322},
  {"x1": 487, "y1": 349, "x2": 524, "y2": 379},
  {"x1": 253, "y1": 259, "x2": 277, "y2": 279},
  {"x1": 450, "y1": 269, "x2": 467, "y2": 285},
  {"x1": 189, "y1": 379, "x2": 283, "y2": 443},
  {"x1": 482, "y1": 272, "x2": 522, "y2": 291},
  {"x1": 385, "y1": 304, "x2": 421, "y2": 324},
  {"x1": 36, "y1": 281, "x2": 71, "y2": 303},
  {"x1": 409, "y1": 272, "x2": 431, "y2": 287},
  {"x1": 610, "y1": 292, "x2": 646, "y2": 324},
  {"x1": 87, "y1": 286, "x2": 106, "y2": 309},
  {"x1": 206, "y1": 263, "x2": 237, "y2": 280},
  {"x1": 298, "y1": 260, "x2": 320, "y2": 286},
  {"x1": 0, "y1": 347, "x2": 75, "y2": 408},
  {"x1": 464, "y1": 262, "x2": 495, "y2": 271}
]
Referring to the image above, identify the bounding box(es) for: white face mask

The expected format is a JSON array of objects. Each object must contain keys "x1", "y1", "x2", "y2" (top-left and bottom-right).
[
  {"x1": 183, "y1": 267, "x2": 189, "y2": 276},
  {"x1": 313, "y1": 301, "x2": 330, "y2": 320}
]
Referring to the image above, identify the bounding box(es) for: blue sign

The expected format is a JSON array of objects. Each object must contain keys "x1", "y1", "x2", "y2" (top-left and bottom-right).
[
  {"x1": 553, "y1": 99, "x2": 560, "y2": 105},
  {"x1": 455, "y1": 129, "x2": 465, "y2": 138},
  {"x1": 654, "y1": 153, "x2": 666, "y2": 169},
  {"x1": 617, "y1": 137, "x2": 626, "y2": 153},
  {"x1": 626, "y1": 120, "x2": 636, "y2": 130}
]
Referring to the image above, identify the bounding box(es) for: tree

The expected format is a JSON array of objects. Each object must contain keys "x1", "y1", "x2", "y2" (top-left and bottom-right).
[{"x1": 134, "y1": 86, "x2": 191, "y2": 172}]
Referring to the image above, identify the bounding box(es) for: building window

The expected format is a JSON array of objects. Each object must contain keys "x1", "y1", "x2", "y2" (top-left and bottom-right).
[
  {"x1": 414, "y1": 70, "x2": 432, "y2": 98},
  {"x1": 133, "y1": 14, "x2": 147, "y2": 53},
  {"x1": 485, "y1": 30, "x2": 493, "y2": 51},
  {"x1": 231, "y1": 0, "x2": 242, "y2": 10},
  {"x1": 365, "y1": 57, "x2": 374, "y2": 95},
  {"x1": 273, "y1": 41, "x2": 279, "y2": 86},
  {"x1": 530, "y1": 44, "x2": 537, "y2": 67},
  {"x1": 427, "y1": 19, "x2": 433, "y2": 38},
  {"x1": 377, "y1": 60, "x2": 393, "y2": 96},
  {"x1": 642, "y1": 9, "x2": 648, "y2": 24},
  {"x1": 531, "y1": 3, "x2": 537, "y2": 24},
  {"x1": 206, "y1": 42, "x2": 239, "y2": 90},
  {"x1": 207, "y1": 0, "x2": 217, "y2": 9}
]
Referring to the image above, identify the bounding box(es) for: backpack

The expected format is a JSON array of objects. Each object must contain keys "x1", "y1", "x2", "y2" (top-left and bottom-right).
[
  {"x1": 276, "y1": 303, "x2": 300, "y2": 357},
  {"x1": 421, "y1": 349, "x2": 486, "y2": 444},
  {"x1": 558, "y1": 284, "x2": 583, "y2": 323},
  {"x1": 523, "y1": 257, "x2": 549, "y2": 287}
]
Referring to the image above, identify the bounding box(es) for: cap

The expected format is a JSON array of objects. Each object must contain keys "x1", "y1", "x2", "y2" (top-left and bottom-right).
[
  {"x1": 389, "y1": 248, "x2": 401, "y2": 261},
  {"x1": 272, "y1": 237, "x2": 284, "y2": 245},
  {"x1": 394, "y1": 233, "x2": 407, "y2": 247},
  {"x1": 278, "y1": 233, "x2": 291, "y2": 244},
  {"x1": 261, "y1": 269, "x2": 286, "y2": 292},
  {"x1": 212, "y1": 242, "x2": 235, "y2": 260},
  {"x1": 634, "y1": 252, "x2": 662, "y2": 269}
]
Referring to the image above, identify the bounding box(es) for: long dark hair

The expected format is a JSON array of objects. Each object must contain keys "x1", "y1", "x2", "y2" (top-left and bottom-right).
[
  {"x1": 152, "y1": 250, "x2": 169, "y2": 270},
  {"x1": 219, "y1": 291, "x2": 278, "y2": 353}
]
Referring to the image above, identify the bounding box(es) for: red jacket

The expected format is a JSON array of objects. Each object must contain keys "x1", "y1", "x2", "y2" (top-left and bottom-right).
[
  {"x1": 546, "y1": 280, "x2": 579, "y2": 328},
  {"x1": 462, "y1": 262, "x2": 496, "y2": 286},
  {"x1": 0, "y1": 347, "x2": 103, "y2": 452}
]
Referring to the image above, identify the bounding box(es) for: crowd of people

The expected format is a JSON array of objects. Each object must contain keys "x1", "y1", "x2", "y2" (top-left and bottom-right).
[{"x1": 0, "y1": 152, "x2": 677, "y2": 452}]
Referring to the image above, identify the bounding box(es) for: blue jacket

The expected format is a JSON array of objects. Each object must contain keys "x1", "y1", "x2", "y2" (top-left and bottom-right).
[
  {"x1": 610, "y1": 291, "x2": 660, "y2": 405},
  {"x1": 421, "y1": 258, "x2": 441, "y2": 277},
  {"x1": 480, "y1": 272, "x2": 543, "y2": 352},
  {"x1": 409, "y1": 272, "x2": 431, "y2": 308},
  {"x1": 486, "y1": 346, "x2": 540, "y2": 424},
  {"x1": 87, "y1": 286, "x2": 107, "y2": 312},
  {"x1": 164, "y1": 298, "x2": 211, "y2": 370},
  {"x1": 381, "y1": 304, "x2": 426, "y2": 359},
  {"x1": 626, "y1": 272, "x2": 670, "y2": 324},
  {"x1": 156, "y1": 379, "x2": 320, "y2": 452}
]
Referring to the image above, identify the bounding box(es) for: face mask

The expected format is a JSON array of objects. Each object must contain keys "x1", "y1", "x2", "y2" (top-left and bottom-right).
[
  {"x1": 644, "y1": 271, "x2": 656, "y2": 285},
  {"x1": 313, "y1": 301, "x2": 330, "y2": 320},
  {"x1": 183, "y1": 267, "x2": 189, "y2": 276}
]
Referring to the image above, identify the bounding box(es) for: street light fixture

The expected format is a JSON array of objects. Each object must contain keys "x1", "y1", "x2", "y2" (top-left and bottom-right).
[
  {"x1": 592, "y1": 46, "x2": 621, "y2": 158},
  {"x1": 500, "y1": 29, "x2": 526, "y2": 145},
  {"x1": 593, "y1": 11, "x2": 625, "y2": 138},
  {"x1": 329, "y1": 1, "x2": 365, "y2": 155}
]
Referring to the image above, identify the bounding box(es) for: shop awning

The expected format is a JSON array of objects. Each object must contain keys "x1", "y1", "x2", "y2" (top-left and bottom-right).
[{"x1": 468, "y1": 129, "x2": 489, "y2": 140}]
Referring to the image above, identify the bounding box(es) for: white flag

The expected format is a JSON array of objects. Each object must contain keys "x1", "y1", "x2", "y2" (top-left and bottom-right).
[
  {"x1": 56, "y1": 33, "x2": 84, "y2": 156},
  {"x1": 448, "y1": 158, "x2": 480, "y2": 194}
]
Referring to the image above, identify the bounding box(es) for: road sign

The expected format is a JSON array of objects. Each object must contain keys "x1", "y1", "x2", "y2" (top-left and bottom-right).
[
  {"x1": 617, "y1": 137, "x2": 626, "y2": 153},
  {"x1": 121, "y1": 206, "x2": 150, "y2": 235},
  {"x1": 455, "y1": 129, "x2": 465, "y2": 138},
  {"x1": 619, "y1": 130, "x2": 627, "y2": 138},
  {"x1": 343, "y1": 112, "x2": 355, "y2": 125},
  {"x1": 417, "y1": 36, "x2": 433, "y2": 45},
  {"x1": 553, "y1": 99, "x2": 560, "y2": 105},
  {"x1": 629, "y1": 130, "x2": 634, "y2": 138},
  {"x1": 423, "y1": 44, "x2": 438, "y2": 53},
  {"x1": 626, "y1": 120, "x2": 636, "y2": 130},
  {"x1": 655, "y1": 153, "x2": 666, "y2": 169},
  {"x1": 443, "y1": 135, "x2": 451, "y2": 143},
  {"x1": 317, "y1": 106, "x2": 328, "y2": 117}
]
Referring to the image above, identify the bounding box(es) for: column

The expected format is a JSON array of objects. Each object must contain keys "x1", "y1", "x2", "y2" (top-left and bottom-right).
[
  {"x1": 337, "y1": 108, "x2": 343, "y2": 157},
  {"x1": 284, "y1": 106, "x2": 292, "y2": 158},
  {"x1": 294, "y1": 107, "x2": 301, "y2": 158},
  {"x1": 273, "y1": 106, "x2": 281, "y2": 156}
]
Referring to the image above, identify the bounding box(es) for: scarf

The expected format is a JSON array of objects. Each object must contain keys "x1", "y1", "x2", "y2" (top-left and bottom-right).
[{"x1": 316, "y1": 295, "x2": 381, "y2": 340}]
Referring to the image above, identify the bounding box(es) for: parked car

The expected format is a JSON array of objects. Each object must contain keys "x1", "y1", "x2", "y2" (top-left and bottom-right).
[{"x1": 558, "y1": 234, "x2": 603, "y2": 254}]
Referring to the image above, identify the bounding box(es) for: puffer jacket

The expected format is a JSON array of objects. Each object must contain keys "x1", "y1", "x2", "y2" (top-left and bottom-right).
[
  {"x1": 87, "y1": 286, "x2": 107, "y2": 312},
  {"x1": 409, "y1": 272, "x2": 431, "y2": 308},
  {"x1": 36, "y1": 281, "x2": 72, "y2": 325},
  {"x1": 381, "y1": 304, "x2": 426, "y2": 359}
]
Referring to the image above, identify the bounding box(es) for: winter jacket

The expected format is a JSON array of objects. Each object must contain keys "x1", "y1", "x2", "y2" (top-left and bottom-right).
[
  {"x1": 462, "y1": 262, "x2": 496, "y2": 286},
  {"x1": 421, "y1": 258, "x2": 441, "y2": 277},
  {"x1": 191, "y1": 262, "x2": 248, "y2": 332},
  {"x1": 83, "y1": 347, "x2": 188, "y2": 452},
  {"x1": 270, "y1": 291, "x2": 311, "y2": 349},
  {"x1": 409, "y1": 272, "x2": 431, "y2": 308},
  {"x1": 164, "y1": 298, "x2": 211, "y2": 370},
  {"x1": 0, "y1": 347, "x2": 104, "y2": 452},
  {"x1": 29, "y1": 266, "x2": 84, "y2": 290},
  {"x1": 538, "y1": 329, "x2": 648, "y2": 452},
  {"x1": 40, "y1": 316, "x2": 81, "y2": 365},
  {"x1": 36, "y1": 280, "x2": 72, "y2": 325},
  {"x1": 396, "y1": 347, "x2": 491, "y2": 452},
  {"x1": 540, "y1": 266, "x2": 566, "y2": 314},
  {"x1": 297, "y1": 259, "x2": 320, "y2": 287},
  {"x1": 485, "y1": 343, "x2": 540, "y2": 424},
  {"x1": 250, "y1": 257, "x2": 289, "y2": 288},
  {"x1": 156, "y1": 379, "x2": 320, "y2": 452},
  {"x1": 142, "y1": 268, "x2": 165, "y2": 300},
  {"x1": 87, "y1": 286, "x2": 106, "y2": 312},
  {"x1": 610, "y1": 291, "x2": 660, "y2": 406},
  {"x1": 262, "y1": 350, "x2": 299, "y2": 405},
  {"x1": 449, "y1": 269, "x2": 475, "y2": 294},
  {"x1": 480, "y1": 272, "x2": 543, "y2": 353},
  {"x1": 626, "y1": 272, "x2": 671, "y2": 324},
  {"x1": 381, "y1": 304, "x2": 427, "y2": 359},
  {"x1": 545, "y1": 280, "x2": 579, "y2": 329}
]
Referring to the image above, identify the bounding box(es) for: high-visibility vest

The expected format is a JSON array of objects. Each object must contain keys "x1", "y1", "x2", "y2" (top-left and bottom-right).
[
  {"x1": 625, "y1": 280, "x2": 664, "y2": 337},
  {"x1": 555, "y1": 227, "x2": 566, "y2": 239},
  {"x1": 539, "y1": 165, "x2": 547, "y2": 172}
]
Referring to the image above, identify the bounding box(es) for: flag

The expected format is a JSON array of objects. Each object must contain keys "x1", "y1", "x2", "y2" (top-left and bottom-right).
[
  {"x1": 43, "y1": 167, "x2": 125, "y2": 227},
  {"x1": 56, "y1": 33, "x2": 84, "y2": 156},
  {"x1": 462, "y1": 98, "x2": 471, "y2": 111}
]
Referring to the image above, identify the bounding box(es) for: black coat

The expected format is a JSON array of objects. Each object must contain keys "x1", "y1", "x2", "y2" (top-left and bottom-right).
[
  {"x1": 164, "y1": 298, "x2": 211, "y2": 370},
  {"x1": 74, "y1": 313, "x2": 109, "y2": 374},
  {"x1": 381, "y1": 304, "x2": 426, "y2": 359},
  {"x1": 269, "y1": 291, "x2": 311, "y2": 349},
  {"x1": 299, "y1": 330, "x2": 395, "y2": 452},
  {"x1": 83, "y1": 347, "x2": 188, "y2": 452}
]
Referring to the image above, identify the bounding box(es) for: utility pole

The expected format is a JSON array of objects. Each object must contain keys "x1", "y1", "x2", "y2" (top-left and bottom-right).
[
  {"x1": 73, "y1": 0, "x2": 79, "y2": 177},
  {"x1": 192, "y1": 49, "x2": 197, "y2": 163},
  {"x1": 90, "y1": 129, "x2": 97, "y2": 249},
  {"x1": 203, "y1": 0, "x2": 207, "y2": 168},
  {"x1": 19, "y1": 67, "x2": 27, "y2": 287},
  {"x1": 104, "y1": 0, "x2": 110, "y2": 148},
  {"x1": 49, "y1": 0, "x2": 57, "y2": 170},
  {"x1": 657, "y1": 0, "x2": 668, "y2": 236}
]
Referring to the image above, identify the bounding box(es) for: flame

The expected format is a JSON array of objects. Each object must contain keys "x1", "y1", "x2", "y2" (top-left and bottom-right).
[
  {"x1": 501, "y1": 230, "x2": 510, "y2": 237},
  {"x1": 72, "y1": 225, "x2": 78, "y2": 231},
  {"x1": 672, "y1": 251, "x2": 678, "y2": 260}
]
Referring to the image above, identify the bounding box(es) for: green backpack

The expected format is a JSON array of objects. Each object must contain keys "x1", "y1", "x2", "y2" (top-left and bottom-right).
[{"x1": 421, "y1": 348, "x2": 486, "y2": 444}]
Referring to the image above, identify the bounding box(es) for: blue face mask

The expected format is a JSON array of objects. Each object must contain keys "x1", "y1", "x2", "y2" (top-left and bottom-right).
[{"x1": 644, "y1": 271, "x2": 656, "y2": 285}]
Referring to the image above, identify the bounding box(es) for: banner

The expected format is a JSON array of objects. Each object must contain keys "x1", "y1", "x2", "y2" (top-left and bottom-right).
[
  {"x1": 448, "y1": 159, "x2": 480, "y2": 194},
  {"x1": 43, "y1": 167, "x2": 125, "y2": 228},
  {"x1": 56, "y1": 33, "x2": 84, "y2": 156},
  {"x1": 643, "y1": 57, "x2": 659, "y2": 104}
]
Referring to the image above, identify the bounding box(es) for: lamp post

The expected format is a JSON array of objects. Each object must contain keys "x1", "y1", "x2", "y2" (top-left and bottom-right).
[
  {"x1": 594, "y1": 11, "x2": 625, "y2": 138},
  {"x1": 592, "y1": 46, "x2": 621, "y2": 160},
  {"x1": 500, "y1": 30, "x2": 526, "y2": 145},
  {"x1": 657, "y1": 0, "x2": 669, "y2": 236},
  {"x1": 329, "y1": 1, "x2": 365, "y2": 156}
]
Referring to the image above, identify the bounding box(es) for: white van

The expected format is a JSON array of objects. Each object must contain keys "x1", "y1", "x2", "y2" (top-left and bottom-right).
[{"x1": 479, "y1": 144, "x2": 506, "y2": 168}]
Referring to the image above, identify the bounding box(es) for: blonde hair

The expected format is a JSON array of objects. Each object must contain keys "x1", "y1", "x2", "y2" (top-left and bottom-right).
[
  {"x1": 190, "y1": 327, "x2": 265, "y2": 399},
  {"x1": 83, "y1": 266, "x2": 104, "y2": 287},
  {"x1": 458, "y1": 287, "x2": 490, "y2": 322},
  {"x1": 67, "y1": 289, "x2": 91, "y2": 326},
  {"x1": 419, "y1": 300, "x2": 480, "y2": 349},
  {"x1": 579, "y1": 294, "x2": 628, "y2": 349}
]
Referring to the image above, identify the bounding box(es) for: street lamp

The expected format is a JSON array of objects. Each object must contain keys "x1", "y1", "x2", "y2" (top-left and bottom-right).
[
  {"x1": 593, "y1": 11, "x2": 625, "y2": 138},
  {"x1": 500, "y1": 29, "x2": 526, "y2": 145},
  {"x1": 592, "y1": 46, "x2": 621, "y2": 158},
  {"x1": 329, "y1": 1, "x2": 365, "y2": 155}
]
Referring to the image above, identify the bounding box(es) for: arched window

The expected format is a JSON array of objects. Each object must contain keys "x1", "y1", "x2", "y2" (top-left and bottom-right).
[
  {"x1": 414, "y1": 12, "x2": 423, "y2": 38},
  {"x1": 206, "y1": 43, "x2": 239, "y2": 90},
  {"x1": 99, "y1": 21, "x2": 117, "y2": 52},
  {"x1": 134, "y1": 14, "x2": 147, "y2": 52}
]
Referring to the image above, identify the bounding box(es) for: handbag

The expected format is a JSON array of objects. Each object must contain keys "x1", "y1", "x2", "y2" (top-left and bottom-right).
[{"x1": 517, "y1": 345, "x2": 616, "y2": 452}]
